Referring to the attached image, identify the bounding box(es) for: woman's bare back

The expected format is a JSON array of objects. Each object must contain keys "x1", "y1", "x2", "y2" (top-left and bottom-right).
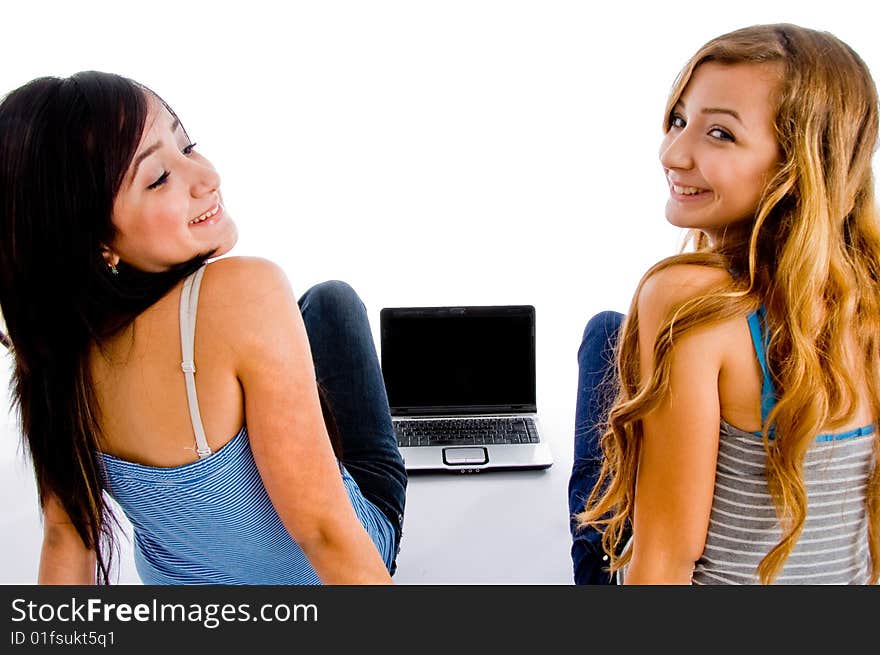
[{"x1": 89, "y1": 261, "x2": 247, "y2": 468}]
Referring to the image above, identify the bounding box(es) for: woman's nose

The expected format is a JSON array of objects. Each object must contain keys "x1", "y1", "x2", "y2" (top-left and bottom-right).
[
  {"x1": 190, "y1": 160, "x2": 221, "y2": 198},
  {"x1": 659, "y1": 129, "x2": 694, "y2": 171}
]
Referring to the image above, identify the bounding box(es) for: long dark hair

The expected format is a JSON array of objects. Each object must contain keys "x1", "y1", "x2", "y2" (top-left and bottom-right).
[
  {"x1": 0, "y1": 72, "x2": 213, "y2": 583},
  {"x1": 1, "y1": 72, "x2": 344, "y2": 583}
]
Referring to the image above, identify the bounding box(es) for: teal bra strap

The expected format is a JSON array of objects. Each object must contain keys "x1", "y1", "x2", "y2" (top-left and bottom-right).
[
  {"x1": 816, "y1": 424, "x2": 875, "y2": 442},
  {"x1": 746, "y1": 306, "x2": 875, "y2": 441},
  {"x1": 746, "y1": 306, "x2": 776, "y2": 427}
]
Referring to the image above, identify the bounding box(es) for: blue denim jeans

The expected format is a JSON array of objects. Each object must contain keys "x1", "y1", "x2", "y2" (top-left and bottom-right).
[
  {"x1": 568, "y1": 310, "x2": 629, "y2": 584},
  {"x1": 298, "y1": 281, "x2": 408, "y2": 575}
]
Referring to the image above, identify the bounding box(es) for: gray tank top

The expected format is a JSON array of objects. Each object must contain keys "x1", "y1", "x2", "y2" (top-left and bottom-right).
[{"x1": 691, "y1": 308, "x2": 874, "y2": 584}]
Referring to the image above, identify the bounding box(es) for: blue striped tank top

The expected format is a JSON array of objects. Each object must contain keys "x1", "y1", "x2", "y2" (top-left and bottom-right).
[
  {"x1": 99, "y1": 266, "x2": 394, "y2": 584},
  {"x1": 691, "y1": 307, "x2": 875, "y2": 584}
]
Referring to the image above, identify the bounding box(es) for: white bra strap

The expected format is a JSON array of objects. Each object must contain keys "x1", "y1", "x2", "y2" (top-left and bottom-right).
[{"x1": 179, "y1": 266, "x2": 212, "y2": 459}]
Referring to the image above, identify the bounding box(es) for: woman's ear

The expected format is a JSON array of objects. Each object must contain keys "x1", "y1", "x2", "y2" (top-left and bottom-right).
[
  {"x1": 101, "y1": 246, "x2": 120, "y2": 276},
  {"x1": 100, "y1": 246, "x2": 120, "y2": 268}
]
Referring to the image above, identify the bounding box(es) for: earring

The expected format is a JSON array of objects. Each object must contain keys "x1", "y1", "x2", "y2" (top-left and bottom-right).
[{"x1": 109, "y1": 263, "x2": 119, "y2": 276}]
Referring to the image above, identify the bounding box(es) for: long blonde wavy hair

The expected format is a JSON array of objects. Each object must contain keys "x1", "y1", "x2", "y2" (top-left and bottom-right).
[{"x1": 575, "y1": 23, "x2": 880, "y2": 584}]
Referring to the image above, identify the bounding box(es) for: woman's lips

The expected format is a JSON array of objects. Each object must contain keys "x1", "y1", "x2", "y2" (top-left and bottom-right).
[
  {"x1": 669, "y1": 183, "x2": 711, "y2": 202},
  {"x1": 189, "y1": 203, "x2": 224, "y2": 226}
]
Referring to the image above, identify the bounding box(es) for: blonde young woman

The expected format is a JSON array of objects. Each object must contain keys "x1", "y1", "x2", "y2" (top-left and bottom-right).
[{"x1": 569, "y1": 24, "x2": 880, "y2": 584}]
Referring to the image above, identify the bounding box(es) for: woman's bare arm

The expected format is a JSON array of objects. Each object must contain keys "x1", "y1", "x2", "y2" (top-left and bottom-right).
[
  {"x1": 38, "y1": 494, "x2": 96, "y2": 584},
  {"x1": 623, "y1": 264, "x2": 729, "y2": 584},
  {"x1": 212, "y1": 258, "x2": 392, "y2": 584}
]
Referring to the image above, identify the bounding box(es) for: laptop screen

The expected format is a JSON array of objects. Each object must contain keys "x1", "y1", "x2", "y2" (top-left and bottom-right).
[{"x1": 380, "y1": 306, "x2": 536, "y2": 415}]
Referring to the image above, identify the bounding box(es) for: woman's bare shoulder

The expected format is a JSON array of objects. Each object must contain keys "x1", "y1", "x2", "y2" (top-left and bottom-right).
[
  {"x1": 200, "y1": 256, "x2": 292, "y2": 297},
  {"x1": 637, "y1": 263, "x2": 732, "y2": 321},
  {"x1": 195, "y1": 256, "x2": 300, "y2": 343}
]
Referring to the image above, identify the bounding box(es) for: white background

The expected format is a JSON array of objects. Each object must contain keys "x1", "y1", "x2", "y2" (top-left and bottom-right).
[{"x1": 2, "y1": 1, "x2": 878, "y2": 584}]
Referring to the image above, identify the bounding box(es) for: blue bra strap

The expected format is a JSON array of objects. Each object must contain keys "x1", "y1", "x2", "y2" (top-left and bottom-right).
[
  {"x1": 746, "y1": 307, "x2": 776, "y2": 426},
  {"x1": 815, "y1": 424, "x2": 875, "y2": 442},
  {"x1": 746, "y1": 306, "x2": 875, "y2": 441}
]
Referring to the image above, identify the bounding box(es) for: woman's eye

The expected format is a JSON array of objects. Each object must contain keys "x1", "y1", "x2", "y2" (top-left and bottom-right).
[
  {"x1": 146, "y1": 143, "x2": 198, "y2": 189},
  {"x1": 147, "y1": 171, "x2": 170, "y2": 190},
  {"x1": 668, "y1": 114, "x2": 686, "y2": 129},
  {"x1": 708, "y1": 128, "x2": 735, "y2": 142}
]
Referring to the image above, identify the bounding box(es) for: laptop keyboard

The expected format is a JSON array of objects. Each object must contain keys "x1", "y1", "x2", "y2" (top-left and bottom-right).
[{"x1": 394, "y1": 417, "x2": 539, "y2": 447}]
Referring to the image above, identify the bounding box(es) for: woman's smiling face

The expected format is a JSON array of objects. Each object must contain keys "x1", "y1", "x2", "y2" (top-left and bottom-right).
[
  {"x1": 659, "y1": 61, "x2": 782, "y2": 244},
  {"x1": 108, "y1": 95, "x2": 237, "y2": 272}
]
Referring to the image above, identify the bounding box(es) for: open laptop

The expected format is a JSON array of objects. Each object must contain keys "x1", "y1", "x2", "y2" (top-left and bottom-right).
[{"x1": 380, "y1": 305, "x2": 553, "y2": 473}]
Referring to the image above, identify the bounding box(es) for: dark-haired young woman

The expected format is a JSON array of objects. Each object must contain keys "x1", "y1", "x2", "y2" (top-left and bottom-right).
[{"x1": 0, "y1": 72, "x2": 406, "y2": 584}]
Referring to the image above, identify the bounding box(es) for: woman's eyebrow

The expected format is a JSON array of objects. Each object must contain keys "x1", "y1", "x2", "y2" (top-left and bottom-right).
[
  {"x1": 127, "y1": 116, "x2": 182, "y2": 186},
  {"x1": 702, "y1": 107, "x2": 743, "y2": 124},
  {"x1": 675, "y1": 100, "x2": 743, "y2": 125}
]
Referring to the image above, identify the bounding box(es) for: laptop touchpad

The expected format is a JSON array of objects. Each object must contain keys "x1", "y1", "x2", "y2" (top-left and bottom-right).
[{"x1": 443, "y1": 447, "x2": 488, "y2": 466}]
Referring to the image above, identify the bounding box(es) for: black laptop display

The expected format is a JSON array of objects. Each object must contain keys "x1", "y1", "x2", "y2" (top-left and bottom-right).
[
  {"x1": 380, "y1": 305, "x2": 553, "y2": 473},
  {"x1": 382, "y1": 307, "x2": 535, "y2": 414}
]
